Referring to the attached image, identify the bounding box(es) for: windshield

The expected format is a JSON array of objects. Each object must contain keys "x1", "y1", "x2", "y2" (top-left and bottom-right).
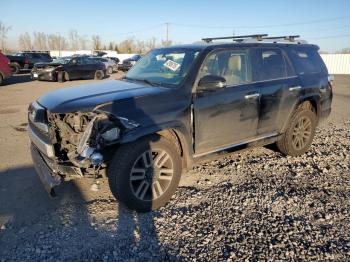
[
  {"x1": 126, "y1": 48, "x2": 200, "y2": 86},
  {"x1": 51, "y1": 57, "x2": 70, "y2": 64}
]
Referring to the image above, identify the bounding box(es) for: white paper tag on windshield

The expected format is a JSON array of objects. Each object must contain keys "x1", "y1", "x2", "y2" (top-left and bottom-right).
[{"x1": 164, "y1": 60, "x2": 180, "y2": 71}]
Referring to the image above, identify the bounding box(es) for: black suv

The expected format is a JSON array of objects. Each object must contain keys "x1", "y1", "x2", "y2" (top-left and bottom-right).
[
  {"x1": 7, "y1": 51, "x2": 52, "y2": 74},
  {"x1": 28, "y1": 35, "x2": 332, "y2": 212}
]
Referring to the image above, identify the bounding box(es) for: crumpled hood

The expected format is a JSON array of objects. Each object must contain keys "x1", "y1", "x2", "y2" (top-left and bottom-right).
[{"x1": 38, "y1": 80, "x2": 168, "y2": 113}]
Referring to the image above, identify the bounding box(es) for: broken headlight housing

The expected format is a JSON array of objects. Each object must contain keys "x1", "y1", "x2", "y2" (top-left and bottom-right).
[{"x1": 100, "y1": 127, "x2": 120, "y2": 142}]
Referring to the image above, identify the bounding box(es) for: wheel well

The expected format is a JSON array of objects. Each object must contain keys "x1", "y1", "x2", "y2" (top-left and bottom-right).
[
  {"x1": 155, "y1": 129, "x2": 189, "y2": 169},
  {"x1": 299, "y1": 99, "x2": 318, "y2": 116}
]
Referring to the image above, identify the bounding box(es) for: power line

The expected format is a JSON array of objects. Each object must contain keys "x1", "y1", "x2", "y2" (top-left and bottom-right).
[
  {"x1": 171, "y1": 15, "x2": 350, "y2": 29},
  {"x1": 307, "y1": 34, "x2": 350, "y2": 40}
]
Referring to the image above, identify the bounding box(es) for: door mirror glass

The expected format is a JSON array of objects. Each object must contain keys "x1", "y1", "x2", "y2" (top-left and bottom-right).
[
  {"x1": 71, "y1": 59, "x2": 77, "y2": 65},
  {"x1": 198, "y1": 75, "x2": 226, "y2": 91}
]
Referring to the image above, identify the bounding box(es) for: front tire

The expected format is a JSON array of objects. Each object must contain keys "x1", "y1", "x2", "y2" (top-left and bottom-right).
[
  {"x1": 107, "y1": 66, "x2": 113, "y2": 75},
  {"x1": 277, "y1": 106, "x2": 317, "y2": 156},
  {"x1": 108, "y1": 135, "x2": 182, "y2": 212},
  {"x1": 57, "y1": 71, "x2": 66, "y2": 82}
]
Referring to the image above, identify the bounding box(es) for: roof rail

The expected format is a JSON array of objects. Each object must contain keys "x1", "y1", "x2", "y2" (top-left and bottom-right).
[
  {"x1": 202, "y1": 34, "x2": 268, "y2": 43},
  {"x1": 262, "y1": 35, "x2": 300, "y2": 41}
]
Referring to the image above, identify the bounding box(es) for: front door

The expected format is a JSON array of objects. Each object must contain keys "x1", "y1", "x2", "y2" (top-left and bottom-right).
[{"x1": 193, "y1": 48, "x2": 260, "y2": 155}]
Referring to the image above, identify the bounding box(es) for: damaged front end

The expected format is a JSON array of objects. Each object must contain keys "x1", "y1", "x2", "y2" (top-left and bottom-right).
[{"x1": 29, "y1": 103, "x2": 139, "y2": 196}]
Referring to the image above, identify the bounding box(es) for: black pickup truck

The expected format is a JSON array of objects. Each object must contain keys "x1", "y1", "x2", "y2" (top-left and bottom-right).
[{"x1": 7, "y1": 51, "x2": 52, "y2": 74}]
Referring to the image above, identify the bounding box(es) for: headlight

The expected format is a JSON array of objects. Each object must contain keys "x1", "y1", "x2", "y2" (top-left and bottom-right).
[{"x1": 101, "y1": 127, "x2": 120, "y2": 141}]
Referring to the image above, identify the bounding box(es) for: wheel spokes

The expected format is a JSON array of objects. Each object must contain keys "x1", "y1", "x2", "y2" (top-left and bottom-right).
[
  {"x1": 154, "y1": 151, "x2": 169, "y2": 168},
  {"x1": 135, "y1": 180, "x2": 149, "y2": 200}
]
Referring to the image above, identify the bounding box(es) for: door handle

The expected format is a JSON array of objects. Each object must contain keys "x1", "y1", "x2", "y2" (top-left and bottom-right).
[
  {"x1": 244, "y1": 93, "x2": 260, "y2": 99},
  {"x1": 289, "y1": 86, "x2": 301, "y2": 92}
]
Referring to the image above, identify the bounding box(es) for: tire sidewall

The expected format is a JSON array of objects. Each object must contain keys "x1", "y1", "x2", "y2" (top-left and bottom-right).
[
  {"x1": 285, "y1": 109, "x2": 317, "y2": 156},
  {"x1": 107, "y1": 66, "x2": 113, "y2": 75},
  {"x1": 108, "y1": 136, "x2": 182, "y2": 212},
  {"x1": 95, "y1": 70, "x2": 104, "y2": 80}
]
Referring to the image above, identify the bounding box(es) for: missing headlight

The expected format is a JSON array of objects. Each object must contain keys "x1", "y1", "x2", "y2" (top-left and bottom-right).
[{"x1": 101, "y1": 127, "x2": 120, "y2": 141}]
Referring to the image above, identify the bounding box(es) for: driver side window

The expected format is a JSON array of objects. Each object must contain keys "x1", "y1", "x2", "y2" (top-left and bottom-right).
[{"x1": 199, "y1": 49, "x2": 252, "y2": 87}]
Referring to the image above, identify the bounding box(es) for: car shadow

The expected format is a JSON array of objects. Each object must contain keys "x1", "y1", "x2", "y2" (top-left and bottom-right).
[
  {"x1": 3, "y1": 74, "x2": 32, "y2": 85},
  {"x1": 0, "y1": 165, "x2": 180, "y2": 260}
]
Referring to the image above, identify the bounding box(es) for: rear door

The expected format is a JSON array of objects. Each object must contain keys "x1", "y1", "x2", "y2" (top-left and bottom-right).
[
  {"x1": 254, "y1": 47, "x2": 300, "y2": 135},
  {"x1": 193, "y1": 48, "x2": 260, "y2": 155}
]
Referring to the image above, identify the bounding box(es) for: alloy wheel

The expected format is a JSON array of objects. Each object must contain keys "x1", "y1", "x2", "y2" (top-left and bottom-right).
[
  {"x1": 291, "y1": 116, "x2": 312, "y2": 150},
  {"x1": 130, "y1": 149, "x2": 174, "y2": 201}
]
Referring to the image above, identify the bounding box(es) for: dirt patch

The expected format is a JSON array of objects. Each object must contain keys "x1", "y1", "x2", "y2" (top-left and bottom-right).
[{"x1": 0, "y1": 108, "x2": 20, "y2": 114}]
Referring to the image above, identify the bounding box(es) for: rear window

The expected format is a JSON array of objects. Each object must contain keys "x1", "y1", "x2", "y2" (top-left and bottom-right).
[{"x1": 291, "y1": 48, "x2": 326, "y2": 74}]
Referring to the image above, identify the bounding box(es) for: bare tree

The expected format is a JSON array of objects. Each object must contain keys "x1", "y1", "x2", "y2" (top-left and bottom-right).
[
  {"x1": 0, "y1": 21, "x2": 12, "y2": 51},
  {"x1": 340, "y1": 48, "x2": 350, "y2": 54},
  {"x1": 145, "y1": 37, "x2": 157, "y2": 51},
  {"x1": 119, "y1": 37, "x2": 136, "y2": 53},
  {"x1": 92, "y1": 35, "x2": 102, "y2": 50},
  {"x1": 18, "y1": 32, "x2": 32, "y2": 50},
  {"x1": 33, "y1": 31, "x2": 47, "y2": 50},
  {"x1": 161, "y1": 39, "x2": 172, "y2": 47},
  {"x1": 79, "y1": 35, "x2": 87, "y2": 50},
  {"x1": 47, "y1": 33, "x2": 67, "y2": 50},
  {"x1": 69, "y1": 29, "x2": 80, "y2": 50},
  {"x1": 108, "y1": 42, "x2": 114, "y2": 51}
]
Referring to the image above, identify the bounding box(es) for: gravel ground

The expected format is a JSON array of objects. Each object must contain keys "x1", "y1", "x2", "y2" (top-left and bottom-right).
[{"x1": 0, "y1": 75, "x2": 349, "y2": 261}]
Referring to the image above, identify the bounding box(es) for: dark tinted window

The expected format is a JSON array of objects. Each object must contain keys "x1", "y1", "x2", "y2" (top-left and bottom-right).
[
  {"x1": 291, "y1": 48, "x2": 326, "y2": 74},
  {"x1": 258, "y1": 49, "x2": 286, "y2": 80}
]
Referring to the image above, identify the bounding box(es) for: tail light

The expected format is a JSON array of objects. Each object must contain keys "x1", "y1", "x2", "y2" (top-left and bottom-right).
[{"x1": 25, "y1": 57, "x2": 29, "y2": 64}]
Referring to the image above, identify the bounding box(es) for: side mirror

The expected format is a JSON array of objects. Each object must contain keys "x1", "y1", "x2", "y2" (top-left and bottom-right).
[
  {"x1": 71, "y1": 59, "x2": 77, "y2": 65},
  {"x1": 198, "y1": 75, "x2": 226, "y2": 91}
]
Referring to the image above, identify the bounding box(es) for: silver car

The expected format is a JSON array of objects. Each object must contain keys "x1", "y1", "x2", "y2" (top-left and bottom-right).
[{"x1": 90, "y1": 57, "x2": 118, "y2": 74}]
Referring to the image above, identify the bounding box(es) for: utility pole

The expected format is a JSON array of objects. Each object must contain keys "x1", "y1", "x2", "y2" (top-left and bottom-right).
[{"x1": 166, "y1": 22, "x2": 170, "y2": 45}]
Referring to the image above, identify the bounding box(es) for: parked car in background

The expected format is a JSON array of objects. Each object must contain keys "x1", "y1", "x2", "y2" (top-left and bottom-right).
[
  {"x1": 7, "y1": 51, "x2": 52, "y2": 74},
  {"x1": 106, "y1": 57, "x2": 120, "y2": 66},
  {"x1": 31, "y1": 56, "x2": 106, "y2": 82},
  {"x1": 119, "y1": 54, "x2": 142, "y2": 71},
  {"x1": 90, "y1": 57, "x2": 118, "y2": 74},
  {"x1": 0, "y1": 51, "x2": 12, "y2": 85}
]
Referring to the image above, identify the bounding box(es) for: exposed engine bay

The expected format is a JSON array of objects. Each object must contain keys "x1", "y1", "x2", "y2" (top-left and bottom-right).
[{"x1": 47, "y1": 111, "x2": 137, "y2": 178}]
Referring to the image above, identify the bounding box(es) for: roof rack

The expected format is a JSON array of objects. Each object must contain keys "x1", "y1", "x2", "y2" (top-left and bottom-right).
[
  {"x1": 202, "y1": 34, "x2": 268, "y2": 43},
  {"x1": 262, "y1": 35, "x2": 300, "y2": 41},
  {"x1": 201, "y1": 34, "x2": 307, "y2": 44}
]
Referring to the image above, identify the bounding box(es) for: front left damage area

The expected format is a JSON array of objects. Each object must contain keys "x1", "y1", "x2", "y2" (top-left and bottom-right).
[{"x1": 33, "y1": 110, "x2": 135, "y2": 195}]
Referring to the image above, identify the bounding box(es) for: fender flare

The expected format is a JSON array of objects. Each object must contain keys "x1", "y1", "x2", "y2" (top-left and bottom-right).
[
  {"x1": 119, "y1": 121, "x2": 193, "y2": 169},
  {"x1": 281, "y1": 93, "x2": 321, "y2": 133}
]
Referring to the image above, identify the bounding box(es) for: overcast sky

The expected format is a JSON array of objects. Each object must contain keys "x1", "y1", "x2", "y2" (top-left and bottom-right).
[{"x1": 1, "y1": 0, "x2": 350, "y2": 52}]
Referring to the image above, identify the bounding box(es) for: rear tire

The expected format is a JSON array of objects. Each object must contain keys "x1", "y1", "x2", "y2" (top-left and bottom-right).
[
  {"x1": 11, "y1": 63, "x2": 20, "y2": 74},
  {"x1": 277, "y1": 106, "x2": 317, "y2": 156},
  {"x1": 108, "y1": 135, "x2": 182, "y2": 212},
  {"x1": 94, "y1": 70, "x2": 104, "y2": 80}
]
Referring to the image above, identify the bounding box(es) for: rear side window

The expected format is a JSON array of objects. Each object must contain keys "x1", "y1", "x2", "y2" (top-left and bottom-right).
[
  {"x1": 255, "y1": 48, "x2": 294, "y2": 81},
  {"x1": 291, "y1": 48, "x2": 326, "y2": 74}
]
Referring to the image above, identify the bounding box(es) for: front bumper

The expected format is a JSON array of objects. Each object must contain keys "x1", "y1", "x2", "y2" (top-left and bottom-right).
[
  {"x1": 118, "y1": 64, "x2": 132, "y2": 71},
  {"x1": 29, "y1": 125, "x2": 82, "y2": 196},
  {"x1": 31, "y1": 70, "x2": 57, "y2": 81},
  {"x1": 31, "y1": 144, "x2": 61, "y2": 197}
]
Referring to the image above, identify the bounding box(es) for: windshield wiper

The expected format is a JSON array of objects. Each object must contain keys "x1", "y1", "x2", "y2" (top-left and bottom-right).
[{"x1": 124, "y1": 77, "x2": 160, "y2": 87}]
